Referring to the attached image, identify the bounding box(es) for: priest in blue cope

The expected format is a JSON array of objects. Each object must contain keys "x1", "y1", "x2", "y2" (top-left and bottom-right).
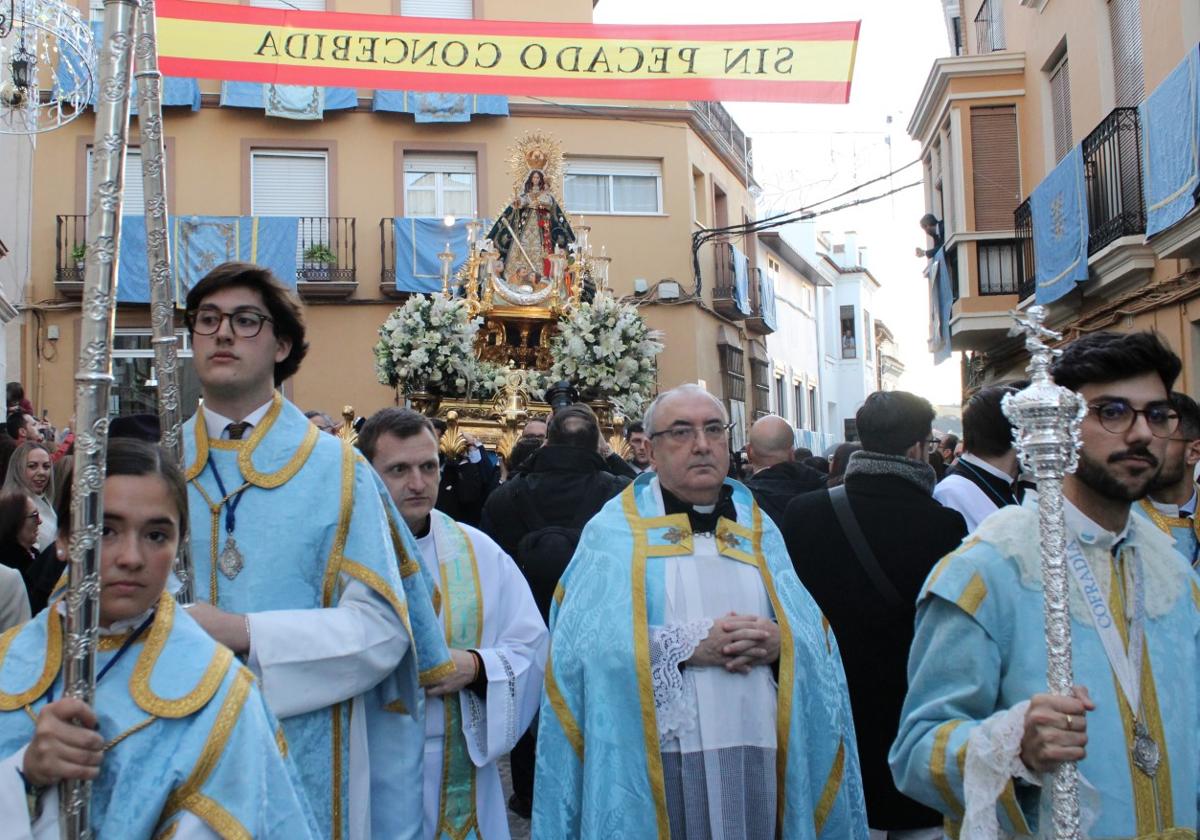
[
  {"x1": 180, "y1": 262, "x2": 450, "y2": 840},
  {"x1": 533, "y1": 384, "x2": 867, "y2": 840}
]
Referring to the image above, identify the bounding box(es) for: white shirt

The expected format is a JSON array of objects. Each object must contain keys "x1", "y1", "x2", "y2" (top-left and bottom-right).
[
  {"x1": 933, "y1": 453, "x2": 1018, "y2": 533},
  {"x1": 200, "y1": 399, "x2": 274, "y2": 440},
  {"x1": 1148, "y1": 489, "x2": 1198, "y2": 519}
]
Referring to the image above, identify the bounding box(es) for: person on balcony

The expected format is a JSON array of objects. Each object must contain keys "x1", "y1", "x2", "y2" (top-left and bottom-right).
[{"x1": 914, "y1": 213, "x2": 944, "y2": 259}]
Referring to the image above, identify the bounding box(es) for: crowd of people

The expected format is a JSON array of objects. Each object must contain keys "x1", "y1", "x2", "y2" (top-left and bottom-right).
[{"x1": 0, "y1": 260, "x2": 1196, "y2": 839}]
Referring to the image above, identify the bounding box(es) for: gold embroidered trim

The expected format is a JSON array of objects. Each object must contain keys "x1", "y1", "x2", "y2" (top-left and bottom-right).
[
  {"x1": 1138, "y1": 498, "x2": 1200, "y2": 538},
  {"x1": 104, "y1": 715, "x2": 158, "y2": 752},
  {"x1": 185, "y1": 393, "x2": 319, "y2": 490},
  {"x1": 275, "y1": 725, "x2": 288, "y2": 758},
  {"x1": 154, "y1": 821, "x2": 179, "y2": 840},
  {"x1": 321, "y1": 441, "x2": 357, "y2": 609},
  {"x1": 383, "y1": 698, "x2": 409, "y2": 715},
  {"x1": 1190, "y1": 579, "x2": 1200, "y2": 611},
  {"x1": 331, "y1": 703, "x2": 345, "y2": 840},
  {"x1": 131, "y1": 593, "x2": 234, "y2": 718},
  {"x1": 715, "y1": 516, "x2": 756, "y2": 566},
  {"x1": 813, "y1": 737, "x2": 845, "y2": 834},
  {"x1": 621, "y1": 487, "x2": 671, "y2": 840},
  {"x1": 543, "y1": 651, "x2": 583, "y2": 760},
  {"x1": 183, "y1": 792, "x2": 251, "y2": 840},
  {"x1": 955, "y1": 573, "x2": 988, "y2": 617},
  {"x1": 98, "y1": 632, "x2": 148, "y2": 653},
  {"x1": 930, "y1": 719, "x2": 965, "y2": 817},
  {"x1": 0, "y1": 604, "x2": 62, "y2": 710},
  {"x1": 553, "y1": 582, "x2": 565, "y2": 607},
  {"x1": 420, "y1": 660, "x2": 457, "y2": 687},
  {"x1": 820, "y1": 614, "x2": 832, "y2": 654},
  {"x1": 158, "y1": 666, "x2": 254, "y2": 832},
  {"x1": 386, "y1": 510, "x2": 423, "y2": 579},
  {"x1": 999, "y1": 779, "x2": 1029, "y2": 833},
  {"x1": 922, "y1": 537, "x2": 979, "y2": 598},
  {"x1": 339, "y1": 559, "x2": 409, "y2": 632}
]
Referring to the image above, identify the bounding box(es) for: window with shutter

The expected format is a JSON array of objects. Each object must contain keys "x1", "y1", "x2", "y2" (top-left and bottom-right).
[
  {"x1": 400, "y1": 0, "x2": 472, "y2": 18},
  {"x1": 87, "y1": 148, "x2": 144, "y2": 215},
  {"x1": 970, "y1": 105, "x2": 1020, "y2": 231},
  {"x1": 1108, "y1": 0, "x2": 1144, "y2": 108},
  {"x1": 1049, "y1": 54, "x2": 1073, "y2": 163},
  {"x1": 564, "y1": 158, "x2": 662, "y2": 214},
  {"x1": 250, "y1": 151, "x2": 328, "y2": 262},
  {"x1": 403, "y1": 153, "x2": 477, "y2": 218}
]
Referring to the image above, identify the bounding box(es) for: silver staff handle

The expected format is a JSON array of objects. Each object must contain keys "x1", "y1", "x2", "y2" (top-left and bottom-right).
[
  {"x1": 1002, "y1": 304, "x2": 1087, "y2": 840},
  {"x1": 132, "y1": 0, "x2": 191, "y2": 604},
  {"x1": 60, "y1": 0, "x2": 140, "y2": 835}
]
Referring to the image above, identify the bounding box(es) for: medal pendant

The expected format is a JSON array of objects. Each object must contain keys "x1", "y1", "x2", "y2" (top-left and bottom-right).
[
  {"x1": 1132, "y1": 720, "x2": 1160, "y2": 777},
  {"x1": 218, "y1": 535, "x2": 244, "y2": 580}
]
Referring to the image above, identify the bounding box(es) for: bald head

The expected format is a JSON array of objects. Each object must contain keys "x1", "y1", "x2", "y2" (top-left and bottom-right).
[{"x1": 747, "y1": 415, "x2": 796, "y2": 471}]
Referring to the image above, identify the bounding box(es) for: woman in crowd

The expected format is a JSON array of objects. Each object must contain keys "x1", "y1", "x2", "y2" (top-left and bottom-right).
[
  {"x1": 0, "y1": 492, "x2": 44, "y2": 617},
  {"x1": 0, "y1": 438, "x2": 318, "y2": 838},
  {"x1": 2, "y1": 442, "x2": 57, "y2": 553}
]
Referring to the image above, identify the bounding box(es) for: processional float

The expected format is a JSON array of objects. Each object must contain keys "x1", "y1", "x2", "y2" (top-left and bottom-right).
[
  {"x1": 2, "y1": 0, "x2": 185, "y2": 832},
  {"x1": 1003, "y1": 305, "x2": 1087, "y2": 839}
]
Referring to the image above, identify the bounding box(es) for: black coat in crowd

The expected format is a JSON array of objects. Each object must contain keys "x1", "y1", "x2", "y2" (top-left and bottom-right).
[
  {"x1": 743, "y1": 460, "x2": 827, "y2": 527},
  {"x1": 781, "y1": 469, "x2": 968, "y2": 830},
  {"x1": 480, "y1": 444, "x2": 630, "y2": 560}
]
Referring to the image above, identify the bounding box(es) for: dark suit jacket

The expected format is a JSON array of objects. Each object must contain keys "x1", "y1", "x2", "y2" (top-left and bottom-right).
[
  {"x1": 782, "y1": 472, "x2": 968, "y2": 830},
  {"x1": 743, "y1": 460, "x2": 827, "y2": 527}
]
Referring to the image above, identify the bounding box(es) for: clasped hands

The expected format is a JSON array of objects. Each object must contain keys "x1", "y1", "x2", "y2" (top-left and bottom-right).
[
  {"x1": 686, "y1": 612, "x2": 780, "y2": 674},
  {"x1": 1020, "y1": 685, "x2": 1095, "y2": 774}
]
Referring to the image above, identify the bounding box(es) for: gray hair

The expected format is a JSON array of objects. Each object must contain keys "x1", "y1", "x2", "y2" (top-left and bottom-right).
[{"x1": 643, "y1": 384, "x2": 727, "y2": 436}]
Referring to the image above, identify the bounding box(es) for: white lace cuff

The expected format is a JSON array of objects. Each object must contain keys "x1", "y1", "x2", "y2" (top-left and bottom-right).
[
  {"x1": 962, "y1": 701, "x2": 1037, "y2": 840},
  {"x1": 649, "y1": 619, "x2": 712, "y2": 743}
]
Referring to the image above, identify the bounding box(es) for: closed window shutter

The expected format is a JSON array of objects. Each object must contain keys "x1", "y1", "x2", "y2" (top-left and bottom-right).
[
  {"x1": 565, "y1": 158, "x2": 661, "y2": 177},
  {"x1": 1109, "y1": 0, "x2": 1144, "y2": 108},
  {"x1": 403, "y1": 153, "x2": 476, "y2": 175},
  {"x1": 250, "y1": 152, "x2": 328, "y2": 216},
  {"x1": 1050, "y1": 56, "x2": 1073, "y2": 163},
  {"x1": 87, "y1": 148, "x2": 144, "y2": 215},
  {"x1": 400, "y1": 0, "x2": 472, "y2": 18},
  {"x1": 970, "y1": 106, "x2": 1020, "y2": 231}
]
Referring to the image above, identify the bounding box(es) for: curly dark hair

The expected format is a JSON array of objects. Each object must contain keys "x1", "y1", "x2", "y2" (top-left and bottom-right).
[{"x1": 1051, "y1": 331, "x2": 1180, "y2": 394}]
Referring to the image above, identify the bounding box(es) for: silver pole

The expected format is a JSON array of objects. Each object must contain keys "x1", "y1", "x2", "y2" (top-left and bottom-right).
[
  {"x1": 1002, "y1": 304, "x2": 1087, "y2": 839},
  {"x1": 132, "y1": 0, "x2": 191, "y2": 604},
  {"x1": 60, "y1": 0, "x2": 139, "y2": 834}
]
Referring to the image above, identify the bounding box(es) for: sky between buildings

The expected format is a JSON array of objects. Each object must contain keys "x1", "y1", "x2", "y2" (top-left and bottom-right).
[{"x1": 594, "y1": 0, "x2": 964, "y2": 406}]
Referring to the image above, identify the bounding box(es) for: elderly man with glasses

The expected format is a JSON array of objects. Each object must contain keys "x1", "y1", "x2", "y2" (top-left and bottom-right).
[
  {"x1": 534, "y1": 383, "x2": 867, "y2": 839},
  {"x1": 892, "y1": 330, "x2": 1200, "y2": 837}
]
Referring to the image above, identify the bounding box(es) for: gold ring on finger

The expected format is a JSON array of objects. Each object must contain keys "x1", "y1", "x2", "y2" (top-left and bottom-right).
[{"x1": 1065, "y1": 714, "x2": 1073, "y2": 731}]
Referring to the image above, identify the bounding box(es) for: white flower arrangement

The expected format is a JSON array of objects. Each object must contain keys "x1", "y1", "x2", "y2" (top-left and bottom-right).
[
  {"x1": 548, "y1": 295, "x2": 663, "y2": 417},
  {"x1": 374, "y1": 295, "x2": 488, "y2": 396}
]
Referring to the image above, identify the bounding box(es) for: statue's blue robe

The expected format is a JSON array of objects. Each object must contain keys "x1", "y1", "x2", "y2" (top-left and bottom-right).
[
  {"x1": 891, "y1": 505, "x2": 1200, "y2": 838},
  {"x1": 0, "y1": 593, "x2": 319, "y2": 837},
  {"x1": 533, "y1": 475, "x2": 868, "y2": 839},
  {"x1": 184, "y1": 393, "x2": 450, "y2": 838}
]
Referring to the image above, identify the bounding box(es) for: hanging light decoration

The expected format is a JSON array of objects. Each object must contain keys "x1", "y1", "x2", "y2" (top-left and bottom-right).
[{"x1": 0, "y1": 0, "x2": 95, "y2": 134}]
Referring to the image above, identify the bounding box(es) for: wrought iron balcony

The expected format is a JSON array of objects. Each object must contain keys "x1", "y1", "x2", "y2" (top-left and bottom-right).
[
  {"x1": 977, "y1": 239, "x2": 1022, "y2": 295},
  {"x1": 1082, "y1": 107, "x2": 1145, "y2": 255},
  {"x1": 710, "y1": 241, "x2": 751, "y2": 321},
  {"x1": 1015, "y1": 198, "x2": 1035, "y2": 300},
  {"x1": 974, "y1": 0, "x2": 1001, "y2": 54},
  {"x1": 690, "y1": 100, "x2": 754, "y2": 178},
  {"x1": 55, "y1": 214, "x2": 86, "y2": 297}
]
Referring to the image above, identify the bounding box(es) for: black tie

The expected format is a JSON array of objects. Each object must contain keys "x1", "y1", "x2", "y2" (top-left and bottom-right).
[{"x1": 226, "y1": 422, "x2": 250, "y2": 440}]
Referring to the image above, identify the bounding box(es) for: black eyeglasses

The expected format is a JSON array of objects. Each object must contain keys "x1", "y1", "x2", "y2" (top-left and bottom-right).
[
  {"x1": 649, "y1": 422, "x2": 735, "y2": 445},
  {"x1": 1088, "y1": 400, "x2": 1180, "y2": 438},
  {"x1": 186, "y1": 308, "x2": 273, "y2": 338}
]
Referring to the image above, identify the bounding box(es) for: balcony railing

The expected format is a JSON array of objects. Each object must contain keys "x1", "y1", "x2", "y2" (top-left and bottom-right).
[
  {"x1": 974, "y1": 0, "x2": 1000, "y2": 54},
  {"x1": 1015, "y1": 198, "x2": 1035, "y2": 300},
  {"x1": 55, "y1": 215, "x2": 356, "y2": 289},
  {"x1": 977, "y1": 239, "x2": 1022, "y2": 295},
  {"x1": 711, "y1": 241, "x2": 751, "y2": 320},
  {"x1": 1082, "y1": 107, "x2": 1145, "y2": 255},
  {"x1": 690, "y1": 100, "x2": 754, "y2": 178}
]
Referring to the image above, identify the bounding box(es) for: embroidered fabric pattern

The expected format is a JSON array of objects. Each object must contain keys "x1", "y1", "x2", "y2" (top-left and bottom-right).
[
  {"x1": 649, "y1": 618, "x2": 712, "y2": 743},
  {"x1": 962, "y1": 702, "x2": 1037, "y2": 839},
  {"x1": 496, "y1": 649, "x2": 518, "y2": 751}
]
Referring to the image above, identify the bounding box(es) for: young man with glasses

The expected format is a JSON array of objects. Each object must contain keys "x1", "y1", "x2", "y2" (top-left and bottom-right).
[
  {"x1": 535, "y1": 383, "x2": 867, "y2": 838},
  {"x1": 892, "y1": 330, "x2": 1200, "y2": 837},
  {"x1": 180, "y1": 262, "x2": 450, "y2": 840},
  {"x1": 1131, "y1": 391, "x2": 1200, "y2": 569}
]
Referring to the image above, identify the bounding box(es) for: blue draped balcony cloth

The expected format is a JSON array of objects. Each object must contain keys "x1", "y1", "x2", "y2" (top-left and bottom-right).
[
  {"x1": 755, "y1": 267, "x2": 777, "y2": 330},
  {"x1": 220, "y1": 82, "x2": 358, "y2": 119},
  {"x1": 1031, "y1": 145, "x2": 1089, "y2": 305},
  {"x1": 372, "y1": 91, "x2": 509, "y2": 123},
  {"x1": 1141, "y1": 46, "x2": 1200, "y2": 237},
  {"x1": 112, "y1": 216, "x2": 299, "y2": 303},
  {"x1": 394, "y1": 217, "x2": 491, "y2": 293},
  {"x1": 59, "y1": 21, "x2": 200, "y2": 111},
  {"x1": 729, "y1": 245, "x2": 752, "y2": 316},
  {"x1": 928, "y1": 247, "x2": 953, "y2": 365}
]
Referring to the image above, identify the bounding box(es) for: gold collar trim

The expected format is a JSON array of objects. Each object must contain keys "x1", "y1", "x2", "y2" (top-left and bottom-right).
[
  {"x1": 130, "y1": 593, "x2": 234, "y2": 718},
  {"x1": 0, "y1": 601, "x2": 63, "y2": 710},
  {"x1": 1138, "y1": 498, "x2": 1200, "y2": 536},
  {"x1": 185, "y1": 393, "x2": 320, "y2": 489}
]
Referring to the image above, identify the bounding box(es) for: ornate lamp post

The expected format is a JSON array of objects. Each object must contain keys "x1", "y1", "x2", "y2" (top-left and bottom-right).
[{"x1": 0, "y1": 0, "x2": 95, "y2": 133}]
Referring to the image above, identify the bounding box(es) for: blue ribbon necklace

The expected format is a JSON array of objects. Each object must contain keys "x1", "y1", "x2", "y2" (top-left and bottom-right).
[
  {"x1": 206, "y1": 457, "x2": 251, "y2": 581},
  {"x1": 46, "y1": 611, "x2": 156, "y2": 705}
]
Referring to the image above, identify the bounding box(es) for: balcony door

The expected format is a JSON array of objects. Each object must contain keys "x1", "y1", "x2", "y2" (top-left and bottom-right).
[{"x1": 250, "y1": 150, "x2": 328, "y2": 267}]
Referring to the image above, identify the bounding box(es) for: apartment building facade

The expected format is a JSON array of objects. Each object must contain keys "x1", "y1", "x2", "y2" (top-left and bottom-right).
[
  {"x1": 910, "y1": 0, "x2": 1200, "y2": 394},
  {"x1": 8, "y1": 0, "x2": 777, "y2": 437}
]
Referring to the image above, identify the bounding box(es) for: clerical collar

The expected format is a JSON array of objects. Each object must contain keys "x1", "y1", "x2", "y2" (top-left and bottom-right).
[
  {"x1": 1149, "y1": 489, "x2": 1197, "y2": 518},
  {"x1": 202, "y1": 398, "x2": 274, "y2": 440},
  {"x1": 411, "y1": 516, "x2": 432, "y2": 539},
  {"x1": 660, "y1": 484, "x2": 736, "y2": 533},
  {"x1": 1063, "y1": 496, "x2": 1129, "y2": 551},
  {"x1": 959, "y1": 452, "x2": 1016, "y2": 483}
]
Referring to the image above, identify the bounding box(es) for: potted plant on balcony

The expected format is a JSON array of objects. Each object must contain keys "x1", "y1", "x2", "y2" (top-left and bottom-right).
[
  {"x1": 70, "y1": 242, "x2": 86, "y2": 268},
  {"x1": 65, "y1": 243, "x2": 87, "y2": 282},
  {"x1": 300, "y1": 243, "x2": 336, "y2": 282}
]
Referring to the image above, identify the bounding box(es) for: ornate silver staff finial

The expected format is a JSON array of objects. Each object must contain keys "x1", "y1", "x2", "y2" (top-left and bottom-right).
[{"x1": 1001, "y1": 304, "x2": 1087, "y2": 840}]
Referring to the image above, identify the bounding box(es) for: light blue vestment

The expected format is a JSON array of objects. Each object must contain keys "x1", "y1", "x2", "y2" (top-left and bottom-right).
[
  {"x1": 533, "y1": 475, "x2": 867, "y2": 839},
  {"x1": 891, "y1": 505, "x2": 1200, "y2": 838},
  {"x1": 184, "y1": 393, "x2": 450, "y2": 839},
  {"x1": 0, "y1": 593, "x2": 318, "y2": 837},
  {"x1": 1131, "y1": 498, "x2": 1200, "y2": 569}
]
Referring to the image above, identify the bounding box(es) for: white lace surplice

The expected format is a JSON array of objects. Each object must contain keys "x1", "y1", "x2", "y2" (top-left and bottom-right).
[{"x1": 650, "y1": 532, "x2": 778, "y2": 840}]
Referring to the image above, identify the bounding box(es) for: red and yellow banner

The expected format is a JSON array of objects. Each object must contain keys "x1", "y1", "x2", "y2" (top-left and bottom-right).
[{"x1": 156, "y1": 0, "x2": 859, "y2": 103}]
